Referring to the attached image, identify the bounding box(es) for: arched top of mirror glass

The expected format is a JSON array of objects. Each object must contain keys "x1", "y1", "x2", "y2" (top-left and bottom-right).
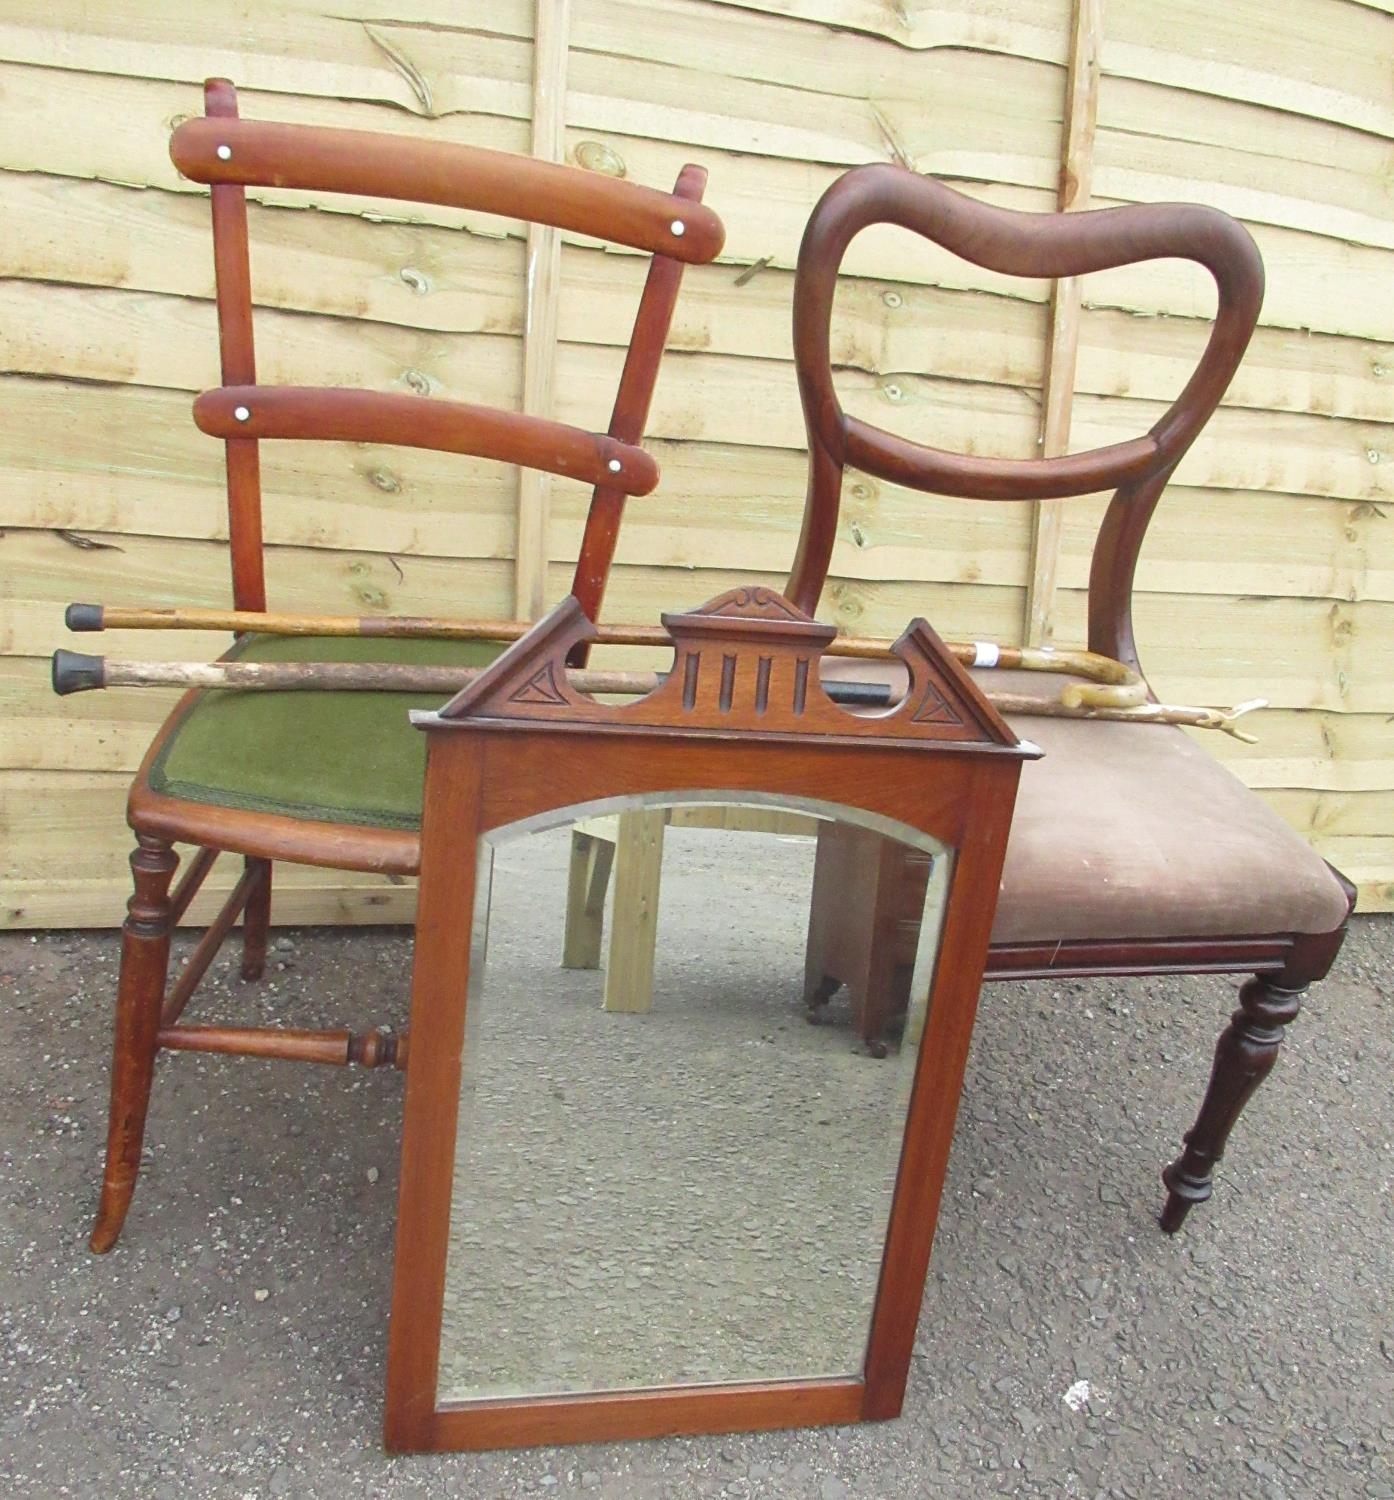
[{"x1": 481, "y1": 788, "x2": 951, "y2": 859}]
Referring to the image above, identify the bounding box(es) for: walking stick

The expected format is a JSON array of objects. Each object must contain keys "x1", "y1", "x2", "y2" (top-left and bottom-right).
[{"x1": 50, "y1": 649, "x2": 1265, "y2": 741}]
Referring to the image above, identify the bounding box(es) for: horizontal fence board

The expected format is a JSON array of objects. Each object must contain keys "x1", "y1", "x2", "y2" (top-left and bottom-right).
[
  {"x1": 1055, "y1": 489, "x2": 1394, "y2": 606},
  {"x1": 7, "y1": 865, "x2": 1387, "y2": 926},
  {"x1": 0, "y1": 377, "x2": 518, "y2": 559},
  {"x1": 1101, "y1": 0, "x2": 1393, "y2": 137},
  {"x1": 1264, "y1": 788, "x2": 1394, "y2": 842},
  {"x1": 1052, "y1": 587, "x2": 1392, "y2": 714},
  {"x1": 1077, "y1": 210, "x2": 1394, "y2": 344},
  {"x1": 0, "y1": 0, "x2": 1068, "y2": 170},
  {"x1": 1193, "y1": 712, "x2": 1394, "y2": 792},
  {"x1": 0, "y1": 657, "x2": 183, "y2": 773},
  {"x1": 7, "y1": 284, "x2": 1391, "y2": 508},
  {"x1": 1, "y1": 171, "x2": 532, "y2": 336},
  {"x1": 0, "y1": 8, "x2": 535, "y2": 127},
  {"x1": 0, "y1": 2, "x2": 1068, "y2": 180},
  {"x1": 8, "y1": 376, "x2": 1392, "y2": 608},
  {"x1": 1095, "y1": 77, "x2": 1394, "y2": 252},
  {"x1": 0, "y1": 528, "x2": 516, "y2": 638},
  {"x1": 1, "y1": 875, "x2": 420, "y2": 930},
  {"x1": 9, "y1": 173, "x2": 1393, "y2": 421},
  {"x1": 1308, "y1": 838, "x2": 1394, "y2": 911},
  {"x1": 699, "y1": 0, "x2": 1393, "y2": 137},
  {"x1": 8, "y1": 60, "x2": 1393, "y2": 336},
  {"x1": 0, "y1": 63, "x2": 1062, "y2": 283}
]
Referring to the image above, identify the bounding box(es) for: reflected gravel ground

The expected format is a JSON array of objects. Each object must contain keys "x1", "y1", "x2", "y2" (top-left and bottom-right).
[
  {"x1": 0, "y1": 891, "x2": 1390, "y2": 1497},
  {"x1": 440, "y1": 826, "x2": 913, "y2": 1399}
]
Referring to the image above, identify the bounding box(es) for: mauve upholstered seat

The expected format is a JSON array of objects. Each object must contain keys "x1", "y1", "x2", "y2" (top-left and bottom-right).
[{"x1": 819, "y1": 660, "x2": 1350, "y2": 945}]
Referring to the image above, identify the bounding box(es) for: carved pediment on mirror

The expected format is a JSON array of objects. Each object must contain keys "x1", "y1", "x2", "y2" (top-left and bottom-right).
[{"x1": 430, "y1": 585, "x2": 1020, "y2": 751}]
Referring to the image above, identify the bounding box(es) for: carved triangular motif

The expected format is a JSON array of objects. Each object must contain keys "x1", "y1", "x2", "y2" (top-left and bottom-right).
[
  {"x1": 509, "y1": 662, "x2": 569, "y2": 706},
  {"x1": 910, "y1": 681, "x2": 965, "y2": 726}
]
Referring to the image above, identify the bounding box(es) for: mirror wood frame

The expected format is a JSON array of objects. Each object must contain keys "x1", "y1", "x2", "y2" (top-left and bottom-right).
[{"x1": 384, "y1": 587, "x2": 1036, "y2": 1452}]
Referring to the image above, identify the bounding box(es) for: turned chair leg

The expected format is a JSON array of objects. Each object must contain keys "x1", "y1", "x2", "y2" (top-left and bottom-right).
[
  {"x1": 1159, "y1": 973, "x2": 1303, "y2": 1232},
  {"x1": 90, "y1": 834, "x2": 179, "y2": 1253},
  {"x1": 241, "y1": 857, "x2": 272, "y2": 981},
  {"x1": 1160, "y1": 918, "x2": 1349, "y2": 1233}
]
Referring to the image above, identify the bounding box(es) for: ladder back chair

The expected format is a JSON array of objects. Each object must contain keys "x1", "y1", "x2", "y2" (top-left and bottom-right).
[
  {"x1": 87, "y1": 79, "x2": 724, "y2": 1252},
  {"x1": 793, "y1": 166, "x2": 1354, "y2": 1230}
]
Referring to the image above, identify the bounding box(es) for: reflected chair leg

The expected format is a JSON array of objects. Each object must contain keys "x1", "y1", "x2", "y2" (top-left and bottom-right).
[
  {"x1": 562, "y1": 833, "x2": 615, "y2": 971},
  {"x1": 90, "y1": 834, "x2": 179, "y2": 1253},
  {"x1": 804, "y1": 973, "x2": 842, "y2": 1020},
  {"x1": 602, "y1": 809, "x2": 665, "y2": 1014},
  {"x1": 804, "y1": 827, "x2": 850, "y2": 1015},
  {"x1": 240, "y1": 857, "x2": 272, "y2": 981},
  {"x1": 1160, "y1": 915, "x2": 1350, "y2": 1233}
]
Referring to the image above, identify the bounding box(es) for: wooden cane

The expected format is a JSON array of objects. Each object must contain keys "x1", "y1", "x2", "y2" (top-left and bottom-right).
[
  {"x1": 50, "y1": 649, "x2": 1264, "y2": 740},
  {"x1": 66, "y1": 603, "x2": 1149, "y2": 709}
]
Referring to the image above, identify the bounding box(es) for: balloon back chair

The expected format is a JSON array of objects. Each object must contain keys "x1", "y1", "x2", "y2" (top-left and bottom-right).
[
  {"x1": 86, "y1": 79, "x2": 723, "y2": 1252},
  {"x1": 794, "y1": 166, "x2": 1354, "y2": 1230}
]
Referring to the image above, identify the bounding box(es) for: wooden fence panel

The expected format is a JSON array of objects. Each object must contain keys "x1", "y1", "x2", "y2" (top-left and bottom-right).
[{"x1": 0, "y1": 0, "x2": 1389, "y2": 923}]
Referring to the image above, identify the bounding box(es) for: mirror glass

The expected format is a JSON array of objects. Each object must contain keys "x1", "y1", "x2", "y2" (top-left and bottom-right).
[{"x1": 437, "y1": 794, "x2": 953, "y2": 1403}]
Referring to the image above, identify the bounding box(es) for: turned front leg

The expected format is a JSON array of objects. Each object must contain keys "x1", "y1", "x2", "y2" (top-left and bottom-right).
[
  {"x1": 90, "y1": 835, "x2": 179, "y2": 1252},
  {"x1": 1159, "y1": 973, "x2": 1302, "y2": 1233}
]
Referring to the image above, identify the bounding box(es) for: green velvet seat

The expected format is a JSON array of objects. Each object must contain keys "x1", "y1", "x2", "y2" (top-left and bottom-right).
[{"x1": 146, "y1": 635, "x2": 506, "y2": 830}]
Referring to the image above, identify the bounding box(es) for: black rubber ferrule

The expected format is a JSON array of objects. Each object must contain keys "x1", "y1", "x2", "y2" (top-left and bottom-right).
[
  {"x1": 51, "y1": 650, "x2": 105, "y2": 696},
  {"x1": 65, "y1": 603, "x2": 104, "y2": 632}
]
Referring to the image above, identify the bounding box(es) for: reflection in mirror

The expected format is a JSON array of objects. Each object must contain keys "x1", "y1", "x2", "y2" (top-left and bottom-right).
[{"x1": 438, "y1": 796, "x2": 953, "y2": 1403}]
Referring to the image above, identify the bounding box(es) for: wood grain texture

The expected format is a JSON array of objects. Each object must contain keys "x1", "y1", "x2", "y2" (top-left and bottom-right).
[{"x1": 1023, "y1": 0, "x2": 1101, "y2": 646}]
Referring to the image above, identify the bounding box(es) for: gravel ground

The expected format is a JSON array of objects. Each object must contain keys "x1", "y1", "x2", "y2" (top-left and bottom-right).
[{"x1": 1, "y1": 896, "x2": 1390, "y2": 1498}]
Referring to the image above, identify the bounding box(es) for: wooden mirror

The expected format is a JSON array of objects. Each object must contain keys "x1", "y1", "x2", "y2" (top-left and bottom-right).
[{"x1": 385, "y1": 587, "x2": 1036, "y2": 1451}]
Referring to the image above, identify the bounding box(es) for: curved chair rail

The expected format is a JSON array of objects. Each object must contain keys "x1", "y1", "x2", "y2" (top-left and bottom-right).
[
  {"x1": 194, "y1": 386, "x2": 660, "y2": 497},
  {"x1": 171, "y1": 116, "x2": 725, "y2": 265}
]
